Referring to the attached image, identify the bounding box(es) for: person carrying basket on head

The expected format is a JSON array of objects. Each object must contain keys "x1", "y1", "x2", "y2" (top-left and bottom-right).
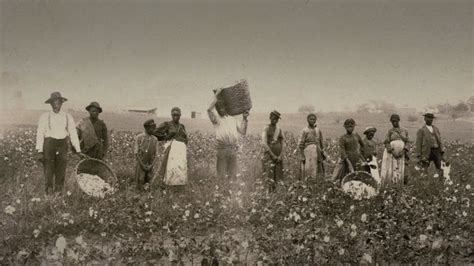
[{"x1": 207, "y1": 88, "x2": 249, "y2": 180}]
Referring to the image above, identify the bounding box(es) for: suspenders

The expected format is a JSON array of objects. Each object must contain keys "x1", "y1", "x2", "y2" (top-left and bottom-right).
[{"x1": 48, "y1": 112, "x2": 69, "y2": 131}]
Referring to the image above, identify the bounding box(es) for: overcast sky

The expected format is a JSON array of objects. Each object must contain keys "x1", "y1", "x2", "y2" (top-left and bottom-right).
[{"x1": 1, "y1": 0, "x2": 472, "y2": 114}]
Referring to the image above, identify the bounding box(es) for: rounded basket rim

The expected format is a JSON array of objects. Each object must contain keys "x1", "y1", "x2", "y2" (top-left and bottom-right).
[{"x1": 74, "y1": 158, "x2": 117, "y2": 184}]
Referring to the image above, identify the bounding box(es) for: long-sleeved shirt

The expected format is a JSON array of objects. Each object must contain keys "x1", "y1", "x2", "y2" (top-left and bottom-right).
[
  {"x1": 36, "y1": 111, "x2": 81, "y2": 153},
  {"x1": 298, "y1": 126, "x2": 323, "y2": 157},
  {"x1": 338, "y1": 133, "x2": 364, "y2": 166},
  {"x1": 384, "y1": 127, "x2": 410, "y2": 150},
  {"x1": 208, "y1": 109, "x2": 247, "y2": 147}
]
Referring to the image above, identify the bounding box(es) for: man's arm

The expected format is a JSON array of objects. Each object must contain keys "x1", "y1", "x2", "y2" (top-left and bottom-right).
[
  {"x1": 67, "y1": 114, "x2": 81, "y2": 153},
  {"x1": 36, "y1": 114, "x2": 46, "y2": 152},
  {"x1": 237, "y1": 112, "x2": 249, "y2": 135},
  {"x1": 207, "y1": 89, "x2": 222, "y2": 125}
]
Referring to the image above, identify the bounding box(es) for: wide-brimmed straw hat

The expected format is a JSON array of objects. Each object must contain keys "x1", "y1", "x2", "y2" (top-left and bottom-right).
[
  {"x1": 270, "y1": 110, "x2": 282, "y2": 119},
  {"x1": 363, "y1": 126, "x2": 377, "y2": 135},
  {"x1": 423, "y1": 113, "x2": 436, "y2": 119},
  {"x1": 45, "y1": 92, "x2": 67, "y2": 104},
  {"x1": 85, "y1": 102, "x2": 103, "y2": 113}
]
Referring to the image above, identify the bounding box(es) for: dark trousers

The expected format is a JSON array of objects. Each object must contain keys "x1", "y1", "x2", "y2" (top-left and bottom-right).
[
  {"x1": 216, "y1": 146, "x2": 238, "y2": 179},
  {"x1": 43, "y1": 138, "x2": 68, "y2": 194},
  {"x1": 262, "y1": 152, "x2": 283, "y2": 192},
  {"x1": 135, "y1": 165, "x2": 154, "y2": 190},
  {"x1": 421, "y1": 148, "x2": 442, "y2": 170}
]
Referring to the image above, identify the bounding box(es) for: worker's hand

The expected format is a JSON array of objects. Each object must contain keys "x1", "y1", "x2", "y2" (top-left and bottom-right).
[
  {"x1": 242, "y1": 111, "x2": 249, "y2": 120},
  {"x1": 36, "y1": 152, "x2": 45, "y2": 163},
  {"x1": 77, "y1": 153, "x2": 88, "y2": 159}
]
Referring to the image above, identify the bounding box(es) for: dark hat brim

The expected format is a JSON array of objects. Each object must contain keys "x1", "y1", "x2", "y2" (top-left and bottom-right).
[
  {"x1": 45, "y1": 97, "x2": 67, "y2": 104},
  {"x1": 86, "y1": 105, "x2": 103, "y2": 113},
  {"x1": 423, "y1": 114, "x2": 436, "y2": 118}
]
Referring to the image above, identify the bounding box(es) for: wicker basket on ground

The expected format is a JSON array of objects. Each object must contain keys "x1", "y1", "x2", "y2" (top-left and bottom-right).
[
  {"x1": 215, "y1": 79, "x2": 252, "y2": 116},
  {"x1": 341, "y1": 171, "x2": 379, "y2": 190},
  {"x1": 73, "y1": 158, "x2": 117, "y2": 185}
]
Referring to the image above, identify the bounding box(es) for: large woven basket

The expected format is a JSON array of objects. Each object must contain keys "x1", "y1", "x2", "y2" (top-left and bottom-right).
[
  {"x1": 216, "y1": 80, "x2": 252, "y2": 116},
  {"x1": 73, "y1": 158, "x2": 117, "y2": 185},
  {"x1": 341, "y1": 171, "x2": 379, "y2": 190}
]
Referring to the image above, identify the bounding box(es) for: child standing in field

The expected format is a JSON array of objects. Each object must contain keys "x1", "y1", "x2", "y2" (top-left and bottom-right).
[
  {"x1": 298, "y1": 113, "x2": 326, "y2": 179},
  {"x1": 134, "y1": 119, "x2": 158, "y2": 191},
  {"x1": 361, "y1": 127, "x2": 378, "y2": 171},
  {"x1": 332, "y1": 119, "x2": 365, "y2": 184}
]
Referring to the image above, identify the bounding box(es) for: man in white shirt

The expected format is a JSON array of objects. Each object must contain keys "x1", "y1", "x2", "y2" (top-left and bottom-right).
[
  {"x1": 36, "y1": 92, "x2": 83, "y2": 194},
  {"x1": 208, "y1": 88, "x2": 249, "y2": 179}
]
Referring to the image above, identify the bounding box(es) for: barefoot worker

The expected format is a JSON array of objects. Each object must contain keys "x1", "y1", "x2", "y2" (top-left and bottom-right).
[
  {"x1": 35, "y1": 92, "x2": 84, "y2": 194},
  {"x1": 154, "y1": 107, "x2": 188, "y2": 189},
  {"x1": 76, "y1": 102, "x2": 108, "y2": 160},
  {"x1": 207, "y1": 88, "x2": 249, "y2": 179},
  {"x1": 415, "y1": 113, "x2": 444, "y2": 177},
  {"x1": 298, "y1": 113, "x2": 326, "y2": 179},
  {"x1": 134, "y1": 119, "x2": 158, "y2": 191},
  {"x1": 332, "y1": 119, "x2": 365, "y2": 184},
  {"x1": 261, "y1": 110, "x2": 284, "y2": 192},
  {"x1": 380, "y1": 114, "x2": 410, "y2": 187}
]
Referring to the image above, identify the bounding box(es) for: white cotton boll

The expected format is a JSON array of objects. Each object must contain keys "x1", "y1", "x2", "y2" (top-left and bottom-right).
[{"x1": 55, "y1": 236, "x2": 67, "y2": 255}]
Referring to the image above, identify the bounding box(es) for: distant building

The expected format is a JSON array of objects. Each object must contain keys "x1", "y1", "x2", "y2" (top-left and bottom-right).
[
  {"x1": 191, "y1": 111, "x2": 202, "y2": 119},
  {"x1": 1, "y1": 89, "x2": 25, "y2": 110}
]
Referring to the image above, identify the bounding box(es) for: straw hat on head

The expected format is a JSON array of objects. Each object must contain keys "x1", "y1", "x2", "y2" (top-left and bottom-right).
[
  {"x1": 363, "y1": 126, "x2": 377, "y2": 135},
  {"x1": 85, "y1": 102, "x2": 103, "y2": 113},
  {"x1": 270, "y1": 110, "x2": 281, "y2": 119},
  {"x1": 423, "y1": 113, "x2": 436, "y2": 119},
  {"x1": 45, "y1": 92, "x2": 67, "y2": 104}
]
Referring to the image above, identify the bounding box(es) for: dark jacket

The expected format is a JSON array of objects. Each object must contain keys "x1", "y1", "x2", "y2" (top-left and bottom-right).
[{"x1": 415, "y1": 125, "x2": 443, "y2": 161}]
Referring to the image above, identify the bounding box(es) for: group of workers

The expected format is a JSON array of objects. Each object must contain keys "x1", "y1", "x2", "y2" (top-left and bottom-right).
[{"x1": 35, "y1": 91, "x2": 445, "y2": 194}]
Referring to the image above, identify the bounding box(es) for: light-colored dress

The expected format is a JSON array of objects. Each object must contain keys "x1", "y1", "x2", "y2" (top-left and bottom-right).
[
  {"x1": 298, "y1": 126, "x2": 324, "y2": 179},
  {"x1": 155, "y1": 121, "x2": 188, "y2": 186},
  {"x1": 380, "y1": 127, "x2": 410, "y2": 187}
]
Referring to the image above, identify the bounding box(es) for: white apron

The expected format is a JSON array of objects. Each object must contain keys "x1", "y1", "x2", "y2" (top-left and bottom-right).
[
  {"x1": 303, "y1": 144, "x2": 318, "y2": 179},
  {"x1": 163, "y1": 141, "x2": 188, "y2": 186}
]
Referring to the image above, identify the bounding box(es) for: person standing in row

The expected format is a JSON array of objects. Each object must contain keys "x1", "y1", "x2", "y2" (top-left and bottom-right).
[
  {"x1": 332, "y1": 119, "x2": 365, "y2": 184},
  {"x1": 154, "y1": 107, "x2": 188, "y2": 188},
  {"x1": 380, "y1": 114, "x2": 410, "y2": 187},
  {"x1": 261, "y1": 110, "x2": 284, "y2": 192},
  {"x1": 76, "y1": 102, "x2": 108, "y2": 160},
  {"x1": 207, "y1": 88, "x2": 249, "y2": 179},
  {"x1": 36, "y1": 92, "x2": 83, "y2": 194},
  {"x1": 415, "y1": 113, "x2": 444, "y2": 176},
  {"x1": 360, "y1": 127, "x2": 378, "y2": 170},
  {"x1": 298, "y1": 113, "x2": 326, "y2": 180},
  {"x1": 134, "y1": 119, "x2": 158, "y2": 191}
]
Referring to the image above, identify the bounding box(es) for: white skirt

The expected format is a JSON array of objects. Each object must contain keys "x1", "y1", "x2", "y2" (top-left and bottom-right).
[{"x1": 163, "y1": 141, "x2": 188, "y2": 186}]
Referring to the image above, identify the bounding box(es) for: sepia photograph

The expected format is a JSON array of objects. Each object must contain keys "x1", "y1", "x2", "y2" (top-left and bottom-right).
[{"x1": 0, "y1": 0, "x2": 472, "y2": 264}]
